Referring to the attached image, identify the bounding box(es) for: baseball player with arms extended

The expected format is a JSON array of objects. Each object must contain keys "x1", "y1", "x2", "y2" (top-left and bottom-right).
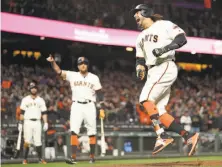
[
  {"x1": 47, "y1": 55, "x2": 105, "y2": 164},
  {"x1": 18, "y1": 81, "x2": 48, "y2": 164},
  {"x1": 131, "y1": 4, "x2": 199, "y2": 156}
]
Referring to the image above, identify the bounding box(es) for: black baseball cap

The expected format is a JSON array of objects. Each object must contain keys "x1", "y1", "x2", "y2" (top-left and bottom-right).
[
  {"x1": 77, "y1": 57, "x2": 89, "y2": 65},
  {"x1": 28, "y1": 81, "x2": 37, "y2": 90}
]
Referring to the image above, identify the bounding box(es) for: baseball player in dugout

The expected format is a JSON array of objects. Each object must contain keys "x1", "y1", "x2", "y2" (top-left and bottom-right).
[
  {"x1": 47, "y1": 55, "x2": 105, "y2": 164},
  {"x1": 132, "y1": 4, "x2": 199, "y2": 156},
  {"x1": 19, "y1": 81, "x2": 48, "y2": 164}
]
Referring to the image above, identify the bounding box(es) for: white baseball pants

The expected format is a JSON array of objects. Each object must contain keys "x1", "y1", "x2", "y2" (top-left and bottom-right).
[
  {"x1": 45, "y1": 147, "x2": 55, "y2": 159},
  {"x1": 70, "y1": 102, "x2": 97, "y2": 135},
  {"x1": 139, "y1": 61, "x2": 178, "y2": 116},
  {"x1": 23, "y1": 120, "x2": 42, "y2": 146}
]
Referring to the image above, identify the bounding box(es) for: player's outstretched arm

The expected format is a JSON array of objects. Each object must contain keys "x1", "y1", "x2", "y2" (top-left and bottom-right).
[{"x1": 46, "y1": 54, "x2": 66, "y2": 79}]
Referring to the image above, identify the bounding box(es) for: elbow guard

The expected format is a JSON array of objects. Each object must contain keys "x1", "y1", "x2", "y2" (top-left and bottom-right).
[
  {"x1": 175, "y1": 33, "x2": 187, "y2": 47},
  {"x1": 164, "y1": 33, "x2": 187, "y2": 51},
  {"x1": 136, "y1": 58, "x2": 146, "y2": 67}
]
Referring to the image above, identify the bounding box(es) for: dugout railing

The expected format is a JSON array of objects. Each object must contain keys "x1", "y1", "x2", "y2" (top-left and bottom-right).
[{"x1": 1, "y1": 125, "x2": 222, "y2": 164}]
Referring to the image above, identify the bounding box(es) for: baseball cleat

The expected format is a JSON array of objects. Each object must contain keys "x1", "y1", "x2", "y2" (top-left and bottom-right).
[
  {"x1": 39, "y1": 159, "x2": 47, "y2": 164},
  {"x1": 152, "y1": 136, "x2": 174, "y2": 155},
  {"x1": 187, "y1": 133, "x2": 200, "y2": 156},
  {"x1": 89, "y1": 158, "x2": 95, "y2": 163},
  {"x1": 65, "y1": 158, "x2": 77, "y2": 164},
  {"x1": 22, "y1": 159, "x2": 28, "y2": 164}
]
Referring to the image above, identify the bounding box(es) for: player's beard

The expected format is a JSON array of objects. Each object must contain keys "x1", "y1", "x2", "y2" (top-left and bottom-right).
[
  {"x1": 136, "y1": 19, "x2": 144, "y2": 31},
  {"x1": 31, "y1": 92, "x2": 37, "y2": 96},
  {"x1": 137, "y1": 24, "x2": 144, "y2": 31},
  {"x1": 79, "y1": 65, "x2": 88, "y2": 75},
  {"x1": 80, "y1": 69, "x2": 88, "y2": 75},
  {"x1": 30, "y1": 89, "x2": 37, "y2": 96},
  {"x1": 78, "y1": 64, "x2": 88, "y2": 75}
]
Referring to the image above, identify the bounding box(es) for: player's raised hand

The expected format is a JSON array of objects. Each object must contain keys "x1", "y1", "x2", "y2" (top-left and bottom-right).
[{"x1": 46, "y1": 54, "x2": 55, "y2": 62}]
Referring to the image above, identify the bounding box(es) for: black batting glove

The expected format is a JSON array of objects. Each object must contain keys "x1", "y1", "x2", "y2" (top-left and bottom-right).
[{"x1": 152, "y1": 47, "x2": 168, "y2": 57}]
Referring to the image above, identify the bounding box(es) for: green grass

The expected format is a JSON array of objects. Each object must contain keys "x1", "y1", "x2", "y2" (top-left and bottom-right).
[{"x1": 2, "y1": 156, "x2": 222, "y2": 167}]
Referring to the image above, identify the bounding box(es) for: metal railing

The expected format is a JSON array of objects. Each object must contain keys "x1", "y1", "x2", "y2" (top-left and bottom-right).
[{"x1": 1, "y1": 129, "x2": 222, "y2": 164}]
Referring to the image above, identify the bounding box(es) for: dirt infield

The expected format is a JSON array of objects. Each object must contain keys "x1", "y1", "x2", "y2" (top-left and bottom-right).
[{"x1": 106, "y1": 160, "x2": 222, "y2": 167}]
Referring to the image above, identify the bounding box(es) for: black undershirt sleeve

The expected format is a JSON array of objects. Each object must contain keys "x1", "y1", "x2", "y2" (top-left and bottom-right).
[{"x1": 163, "y1": 33, "x2": 187, "y2": 51}]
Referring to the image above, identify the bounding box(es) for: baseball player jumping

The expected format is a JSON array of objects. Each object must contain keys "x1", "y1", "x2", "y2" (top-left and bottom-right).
[
  {"x1": 132, "y1": 4, "x2": 199, "y2": 156},
  {"x1": 19, "y1": 81, "x2": 48, "y2": 164},
  {"x1": 47, "y1": 55, "x2": 105, "y2": 164}
]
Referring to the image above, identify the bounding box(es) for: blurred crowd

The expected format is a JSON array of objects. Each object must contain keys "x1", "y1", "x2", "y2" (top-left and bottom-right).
[
  {"x1": 170, "y1": 71, "x2": 222, "y2": 132},
  {"x1": 2, "y1": 0, "x2": 222, "y2": 39},
  {"x1": 1, "y1": 63, "x2": 222, "y2": 132}
]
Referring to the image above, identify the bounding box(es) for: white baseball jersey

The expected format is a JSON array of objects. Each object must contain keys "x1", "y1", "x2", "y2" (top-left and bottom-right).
[
  {"x1": 64, "y1": 71, "x2": 102, "y2": 102},
  {"x1": 20, "y1": 95, "x2": 47, "y2": 119},
  {"x1": 136, "y1": 20, "x2": 185, "y2": 65},
  {"x1": 180, "y1": 116, "x2": 192, "y2": 132}
]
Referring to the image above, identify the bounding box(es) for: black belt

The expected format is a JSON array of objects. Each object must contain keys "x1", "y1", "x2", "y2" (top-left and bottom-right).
[
  {"x1": 29, "y1": 119, "x2": 39, "y2": 121},
  {"x1": 148, "y1": 59, "x2": 175, "y2": 70},
  {"x1": 73, "y1": 100, "x2": 92, "y2": 104},
  {"x1": 149, "y1": 65, "x2": 155, "y2": 69}
]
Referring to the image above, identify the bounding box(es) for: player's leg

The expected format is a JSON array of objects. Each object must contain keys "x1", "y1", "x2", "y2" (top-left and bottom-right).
[
  {"x1": 44, "y1": 147, "x2": 50, "y2": 160},
  {"x1": 83, "y1": 102, "x2": 97, "y2": 163},
  {"x1": 50, "y1": 147, "x2": 56, "y2": 160},
  {"x1": 141, "y1": 100, "x2": 174, "y2": 155},
  {"x1": 33, "y1": 121, "x2": 46, "y2": 164},
  {"x1": 157, "y1": 88, "x2": 199, "y2": 156},
  {"x1": 139, "y1": 61, "x2": 176, "y2": 154},
  {"x1": 63, "y1": 145, "x2": 67, "y2": 158},
  {"x1": 66, "y1": 102, "x2": 83, "y2": 164},
  {"x1": 22, "y1": 120, "x2": 32, "y2": 164},
  {"x1": 88, "y1": 135, "x2": 96, "y2": 163}
]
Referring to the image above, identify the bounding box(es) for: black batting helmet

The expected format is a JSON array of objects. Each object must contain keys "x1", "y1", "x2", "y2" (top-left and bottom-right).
[
  {"x1": 77, "y1": 57, "x2": 89, "y2": 65},
  {"x1": 131, "y1": 4, "x2": 154, "y2": 18},
  {"x1": 28, "y1": 81, "x2": 37, "y2": 90}
]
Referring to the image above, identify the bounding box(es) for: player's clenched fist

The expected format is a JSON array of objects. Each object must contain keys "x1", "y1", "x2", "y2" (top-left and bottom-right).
[
  {"x1": 46, "y1": 54, "x2": 55, "y2": 62},
  {"x1": 152, "y1": 47, "x2": 168, "y2": 57},
  {"x1": 136, "y1": 65, "x2": 146, "y2": 80}
]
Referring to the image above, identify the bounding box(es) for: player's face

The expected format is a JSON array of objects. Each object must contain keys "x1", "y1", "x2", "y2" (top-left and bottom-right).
[
  {"x1": 78, "y1": 63, "x2": 88, "y2": 73},
  {"x1": 30, "y1": 88, "x2": 37, "y2": 95},
  {"x1": 134, "y1": 11, "x2": 152, "y2": 29},
  {"x1": 134, "y1": 11, "x2": 145, "y2": 29}
]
